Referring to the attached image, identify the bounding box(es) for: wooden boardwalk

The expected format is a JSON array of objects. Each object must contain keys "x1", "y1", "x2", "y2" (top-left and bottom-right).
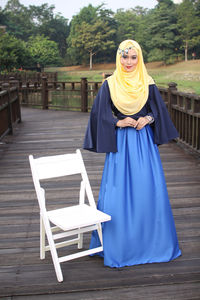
[{"x1": 0, "y1": 107, "x2": 200, "y2": 300}]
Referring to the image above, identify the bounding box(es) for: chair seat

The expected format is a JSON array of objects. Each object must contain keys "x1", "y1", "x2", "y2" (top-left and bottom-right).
[{"x1": 47, "y1": 204, "x2": 111, "y2": 231}]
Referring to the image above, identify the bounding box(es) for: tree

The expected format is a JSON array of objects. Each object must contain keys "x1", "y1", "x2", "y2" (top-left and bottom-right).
[
  {"x1": 28, "y1": 3, "x2": 55, "y2": 25},
  {"x1": 67, "y1": 5, "x2": 99, "y2": 66},
  {"x1": 0, "y1": 32, "x2": 30, "y2": 71},
  {"x1": 146, "y1": 0, "x2": 180, "y2": 64},
  {"x1": 27, "y1": 35, "x2": 62, "y2": 66},
  {"x1": 2, "y1": 0, "x2": 33, "y2": 40},
  {"x1": 1, "y1": 0, "x2": 69, "y2": 58},
  {"x1": 177, "y1": 0, "x2": 200, "y2": 60},
  {"x1": 115, "y1": 9, "x2": 138, "y2": 45},
  {"x1": 0, "y1": 7, "x2": 7, "y2": 25},
  {"x1": 114, "y1": 7, "x2": 150, "y2": 61},
  {"x1": 193, "y1": 0, "x2": 200, "y2": 16},
  {"x1": 38, "y1": 15, "x2": 69, "y2": 58},
  {"x1": 67, "y1": 4, "x2": 116, "y2": 68},
  {"x1": 95, "y1": 6, "x2": 117, "y2": 62},
  {"x1": 71, "y1": 20, "x2": 115, "y2": 69},
  {"x1": 192, "y1": 0, "x2": 200, "y2": 58}
]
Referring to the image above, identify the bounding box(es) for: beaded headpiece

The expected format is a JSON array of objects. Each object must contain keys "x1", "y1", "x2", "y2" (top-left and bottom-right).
[{"x1": 118, "y1": 46, "x2": 133, "y2": 56}]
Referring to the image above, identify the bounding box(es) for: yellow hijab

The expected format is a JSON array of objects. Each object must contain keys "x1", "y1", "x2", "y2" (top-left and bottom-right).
[{"x1": 107, "y1": 40, "x2": 154, "y2": 115}]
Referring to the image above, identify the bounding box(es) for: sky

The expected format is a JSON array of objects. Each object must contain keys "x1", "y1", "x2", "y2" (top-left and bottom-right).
[
  {"x1": 1, "y1": 0, "x2": 159, "y2": 20},
  {"x1": 1, "y1": 0, "x2": 183, "y2": 20}
]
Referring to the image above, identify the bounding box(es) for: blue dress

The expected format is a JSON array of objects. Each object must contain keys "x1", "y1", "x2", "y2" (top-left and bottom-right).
[
  {"x1": 84, "y1": 81, "x2": 181, "y2": 267},
  {"x1": 90, "y1": 125, "x2": 181, "y2": 267}
]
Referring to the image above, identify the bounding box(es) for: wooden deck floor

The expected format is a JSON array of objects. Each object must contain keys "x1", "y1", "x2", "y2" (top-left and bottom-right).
[{"x1": 0, "y1": 107, "x2": 200, "y2": 299}]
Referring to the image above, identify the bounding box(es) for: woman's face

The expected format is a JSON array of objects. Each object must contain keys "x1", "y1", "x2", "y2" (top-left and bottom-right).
[{"x1": 120, "y1": 49, "x2": 138, "y2": 72}]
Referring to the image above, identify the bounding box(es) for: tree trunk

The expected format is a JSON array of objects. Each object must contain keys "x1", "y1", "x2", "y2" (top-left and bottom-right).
[
  {"x1": 185, "y1": 40, "x2": 188, "y2": 61},
  {"x1": 89, "y1": 52, "x2": 93, "y2": 70}
]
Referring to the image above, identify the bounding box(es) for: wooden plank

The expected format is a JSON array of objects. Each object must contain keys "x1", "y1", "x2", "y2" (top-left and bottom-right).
[
  {"x1": 6, "y1": 282, "x2": 200, "y2": 300},
  {"x1": 0, "y1": 107, "x2": 199, "y2": 298}
]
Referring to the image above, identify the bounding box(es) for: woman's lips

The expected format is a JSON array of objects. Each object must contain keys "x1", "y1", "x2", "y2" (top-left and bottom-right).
[{"x1": 126, "y1": 66, "x2": 133, "y2": 69}]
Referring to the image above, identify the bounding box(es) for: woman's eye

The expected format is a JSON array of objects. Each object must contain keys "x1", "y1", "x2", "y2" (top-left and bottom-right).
[
  {"x1": 132, "y1": 56, "x2": 137, "y2": 59},
  {"x1": 122, "y1": 55, "x2": 128, "y2": 59}
]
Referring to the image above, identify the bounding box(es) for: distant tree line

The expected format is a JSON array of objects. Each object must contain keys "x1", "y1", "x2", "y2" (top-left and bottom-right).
[{"x1": 0, "y1": 0, "x2": 200, "y2": 71}]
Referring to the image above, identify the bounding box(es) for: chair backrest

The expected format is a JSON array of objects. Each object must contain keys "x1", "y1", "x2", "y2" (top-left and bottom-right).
[{"x1": 29, "y1": 149, "x2": 96, "y2": 210}]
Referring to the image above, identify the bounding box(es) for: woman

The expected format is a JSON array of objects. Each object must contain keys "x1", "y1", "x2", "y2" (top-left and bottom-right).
[{"x1": 83, "y1": 40, "x2": 181, "y2": 268}]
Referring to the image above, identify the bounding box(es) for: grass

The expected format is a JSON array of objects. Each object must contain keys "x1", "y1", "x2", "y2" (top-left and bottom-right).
[
  {"x1": 147, "y1": 60, "x2": 200, "y2": 95},
  {"x1": 46, "y1": 60, "x2": 200, "y2": 95}
]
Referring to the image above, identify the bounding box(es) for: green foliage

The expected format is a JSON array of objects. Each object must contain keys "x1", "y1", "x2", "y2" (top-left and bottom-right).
[
  {"x1": 66, "y1": 3, "x2": 99, "y2": 64},
  {"x1": 2, "y1": 0, "x2": 34, "y2": 40},
  {"x1": 146, "y1": 0, "x2": 180, "y2": 64},
  {"x1": 147, "y1": 48, "x2": 164, "y2": 63},
  {"x1": 114, "y1": 7, "x2": 151, "y2": 61},
  {"x1": 1, "y1": 0, "x2": 69, "y2": 57},
  {"x1": 0, "y1": 32, "x2": 30, "y2": 71},
  {"x1": 27, "y1": 35, "x2": 62, "y2": 66},
  {"x1": 67, "y1": 4, "x2": 116, "y2": 68},
  {"x1": 27, "y1": 2, "x2": 69, "y2": 57},
  {"x1": 115, "y1": 9, "x2": 138, "y2": 44},
  {"x1": 115, "y1": 7, "x2": 149, "y2": 46},
  {"x1": 38, "y1": 15, "x2": 69, "y2": 58},
  {"x1": 0, "y1": 0, "x2": 200, "y2": 70},
  {"x1": 28, "y1": 3, "x2": 55, "y2": 25}
]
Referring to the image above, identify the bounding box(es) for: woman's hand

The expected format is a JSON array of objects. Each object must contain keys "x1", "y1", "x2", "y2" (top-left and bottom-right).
[
  {"x1": 116, "y1": 116, "x2": 150, "y2": 130},
  {"x1": 116, "y1": 117, "x2": 137, "y2": 128},
  {"x1": 135, "y1": 117, "x2": 149, "y2": 130}
]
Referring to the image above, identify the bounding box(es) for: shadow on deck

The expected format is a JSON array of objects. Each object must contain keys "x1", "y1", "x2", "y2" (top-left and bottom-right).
[{"x1": 0, "y1": 107, "x2": 200, "y2": 299}]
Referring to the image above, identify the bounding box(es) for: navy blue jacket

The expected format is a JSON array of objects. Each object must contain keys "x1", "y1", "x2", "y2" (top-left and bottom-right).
[{"x1": 83, "y1": 80, "x2": 178, "y2": 153}]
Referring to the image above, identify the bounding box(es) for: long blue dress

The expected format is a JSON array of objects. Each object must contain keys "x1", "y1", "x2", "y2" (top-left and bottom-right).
[{"x1": 84, "y1": 81, "x2": 181, "y2": 267}]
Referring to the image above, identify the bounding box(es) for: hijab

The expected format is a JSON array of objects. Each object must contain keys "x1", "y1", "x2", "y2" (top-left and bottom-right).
[{"x1": 107, "y1": 40, "x2": 154, "y2": 115}]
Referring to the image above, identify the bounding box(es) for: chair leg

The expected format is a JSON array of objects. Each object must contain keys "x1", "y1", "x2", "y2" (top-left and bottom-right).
[
  {"x1": 44, "y1": 219, "x2": 63, "y2": 282},
  {"x1": 40, "y1": 215, "x2": 45, "y2": 259},
  {"x1": 97, "y1": 224, "x2": 103, "y2": 245},
  {"x1": 47, "y1": 236, "x2": 63, "y2": 282},
  {"x1": 78, "y1": 232, "x2": 83, "y2": 249}
]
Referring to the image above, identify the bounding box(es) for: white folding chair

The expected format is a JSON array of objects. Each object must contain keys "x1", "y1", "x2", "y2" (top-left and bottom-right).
[{"x1": 29, "y1": 149, "x2": 111, "y2": 282}]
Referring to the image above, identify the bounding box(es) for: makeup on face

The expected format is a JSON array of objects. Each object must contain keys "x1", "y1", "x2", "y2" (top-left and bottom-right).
[{"x1": 120, "y1": 49, "x2": 138, "y2": 72}]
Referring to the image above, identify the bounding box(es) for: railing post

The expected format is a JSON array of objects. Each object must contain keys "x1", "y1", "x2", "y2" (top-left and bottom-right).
[
  {"x1": 42, "y1": 77, "x2": 48, "y2": 109},
  {"x1": 16, "y1": 86, "x2": 22, "y2": 124},
  {"x1": 190, "y1": 95, "x2": 200, "y2": 151},
  {"x1": 81, "y1": 77, "x2": 88, "y2": 112},
  {"x1": 94, "y1": 82, "x2": 98, "y2": 92},
  {"x1": 168, "y1": 82, "x2": 177, "y2": 116},
  {"x1": 37, "y1": 72, "x2": 40, "y2": 83},
  {"x1": 53, "y1": 82, "x2": 57, "y2": 89},
  {"x1": 2, "y1": 83, "x2": 13, "y2": 135},
  {"x1": 21, "y1": 82, "x2": 29, "y2": 105},
  {"x1": 103, "y1": 73, "x2": 112, "y2": 80},
  {"x1": 19, "y1": 81, "x2": 22, "y2": 91}
]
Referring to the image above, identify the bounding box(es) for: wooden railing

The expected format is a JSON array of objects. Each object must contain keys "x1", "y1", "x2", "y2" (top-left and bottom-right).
[
  {"x1": 158, "y1": 82, "x2": 200, "y2": 153},
  {"x1": 0, "y1": 78, "x2": 199, "y2": 154},
  {"x1": 0, "y1": 86, "x2": 21, "y2": 139},
  {"x1": 18, "y1": 77, "x2": 100, "y2": 112},
  {"x1": 0, "y1": 72, "x2": 57, "y2": 83}
]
